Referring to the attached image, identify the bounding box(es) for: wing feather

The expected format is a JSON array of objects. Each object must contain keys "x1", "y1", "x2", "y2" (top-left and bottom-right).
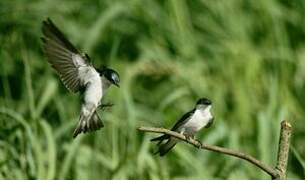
[
  {"x1": 42, "y1": 18, "x2": 90, "y2": 93},
  {"x1": 150, "y1": 109, "x2": 195, "y2": 144},
  {"x1": 171, "y1": 109, "x2": 195, "y2": 131}
]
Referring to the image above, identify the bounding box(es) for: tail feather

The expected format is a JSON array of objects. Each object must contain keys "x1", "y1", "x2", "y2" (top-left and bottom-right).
[
  {"x1": 155, "y1": 138, "x2": 178, "y2": 156},
  {"x1": 73, "y1": 111, "x2": 104, "y2": 138},
  {"x1": 92, "y1": 112, "x2": 104, "y2": 130}
]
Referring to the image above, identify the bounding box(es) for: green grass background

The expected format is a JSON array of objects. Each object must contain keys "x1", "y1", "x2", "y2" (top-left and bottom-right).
[{"x1": 1, "y1": 0, "x2": 305, "y2": 179}]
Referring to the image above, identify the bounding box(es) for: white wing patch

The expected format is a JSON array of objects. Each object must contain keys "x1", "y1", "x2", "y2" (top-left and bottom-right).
[{"x1": 72, "y1": 54, "x2": 87, "y2": 67}]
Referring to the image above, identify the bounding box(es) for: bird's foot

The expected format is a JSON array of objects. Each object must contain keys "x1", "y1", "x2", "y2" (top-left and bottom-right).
[
  {"x1": 183, "y1": 133, "x2": 202, "y2": 148},
  {"x1": 99, "y1": 103, "x2": 114, "y2": 110},
  {"x1": 183, "y1": 133, "x2": 193, "y2": 141},
  {"x1": 195, "y1": 140, "x2": 203, "y2": 148}
]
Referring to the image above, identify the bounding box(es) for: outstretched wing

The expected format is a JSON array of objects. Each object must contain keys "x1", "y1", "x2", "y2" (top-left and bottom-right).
[{"x1": 41, "y1": 18, "x2": 90, "y2": 93}]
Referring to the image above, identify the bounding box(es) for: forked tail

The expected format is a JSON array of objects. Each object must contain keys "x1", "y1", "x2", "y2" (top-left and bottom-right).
[
  {"x1": 73, "y1": 111, "x2": 104, "y2": 138},
  {"x1": 155, "y1": 138, "x2": 178, "y2": 156}
]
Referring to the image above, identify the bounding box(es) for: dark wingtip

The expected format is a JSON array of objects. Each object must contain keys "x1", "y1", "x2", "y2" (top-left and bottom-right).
[
  {"x1": 42, "y1": 18, "x2": 48, "y2": 24},
  {"x1": 42, "y1": 18, "x2": 51, "y2": 36},
  {"x1": 41, "y1": 17, "x2": 79, "y2": 53},
  {"x1": 42, "y1": 18, "x2": 50, "y2": 26},
  {"x1": 150, "y1": 135, "x2": 167, "y2": 142},
  {"x1": 47, "y1": 18, "x2": 55, "y2": 27},
  {"x1": 42, "y1": 17, "x2": 52, "y2": 25},
  {"x1": 40, "y1": 37, "x2": 46, "y2": 43},
  {"x1": 150, "y1": 136, "x2": 159, "y2": 142}
]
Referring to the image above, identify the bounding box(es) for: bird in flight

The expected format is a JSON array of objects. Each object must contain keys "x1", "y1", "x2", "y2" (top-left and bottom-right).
[
  {"x1": 41, "y1": 18, "x2": 120, "y2": 138},
  {"x1": 151, "y1": 98, "x2": 214, "y2": 156}
]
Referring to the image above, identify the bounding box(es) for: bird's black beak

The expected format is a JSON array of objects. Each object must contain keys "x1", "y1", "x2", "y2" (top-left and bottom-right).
[{"x1": 114, "y1": 83, "x2": 120, "y2": 88}]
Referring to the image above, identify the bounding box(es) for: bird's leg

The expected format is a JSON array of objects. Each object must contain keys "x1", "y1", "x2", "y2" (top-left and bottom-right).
[
  {"x1": 180, "y1": 129, "x2": 192, "y2": 141},
  {"x1": 99, "y1": 102, "x2": 114, "y2": 110},
  {"x1": 195, "y1": 139, "x2": 203, "y2": 148},
  {"x1": 189, "y1": 135, "x2": 203, "y2": 148},
  {"x1": 185, "y1": 133, "x2": 202, "y2": 148},
  {"x1": 179, "y1": 130, "x2": 203, "y2": 148},
  {"x1": 182, "y1": 132, "x2": 192, "y2": 141}
]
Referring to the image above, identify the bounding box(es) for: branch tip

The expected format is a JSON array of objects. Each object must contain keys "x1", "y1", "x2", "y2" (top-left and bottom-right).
[{"x1": 138, "y1": 126, "x2": 278, "y2": 178}]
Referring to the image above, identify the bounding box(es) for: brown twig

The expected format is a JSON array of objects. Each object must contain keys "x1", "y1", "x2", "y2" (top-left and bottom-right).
[
  {"x1": 274, "y1": 120, "x2": 292, "y2": 180},
  {"x1": 137, "y1": 126, "x2": 278, "y2": 178}
]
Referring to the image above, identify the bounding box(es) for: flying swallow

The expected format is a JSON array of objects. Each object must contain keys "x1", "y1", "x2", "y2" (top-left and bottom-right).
[{"x1": 41, "y1": 18, "x2": 120, "y2": 138}]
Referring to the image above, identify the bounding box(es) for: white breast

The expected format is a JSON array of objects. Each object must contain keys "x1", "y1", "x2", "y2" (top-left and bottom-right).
[
  {"x1": 78, "y1": 66, "x2": 103, "y2": 106},
  {"x1": 183, "y1": 106, "x2": 212, "y2": 133}
]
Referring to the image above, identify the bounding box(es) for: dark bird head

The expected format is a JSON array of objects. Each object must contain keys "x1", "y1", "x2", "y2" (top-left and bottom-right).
[
  {"x1": 195, "y1": 98, "x2": 212, "y2": 109},
  {"x1": 98, "y1": 67, "x2": 120, "y2": 87}
]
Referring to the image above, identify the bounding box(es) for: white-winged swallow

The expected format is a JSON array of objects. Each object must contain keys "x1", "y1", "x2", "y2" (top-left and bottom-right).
[
  {"x1": 151, "y1": 98, "x2": 214, "y2": 156},
  {"x1": 41, "y1": 18, "x2": 120, "y2": 138}
]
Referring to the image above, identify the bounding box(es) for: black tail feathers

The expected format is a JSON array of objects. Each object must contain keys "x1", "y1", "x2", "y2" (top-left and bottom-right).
[{"x1": 73, "y1": 111, "x2": 104, "y2": 138}]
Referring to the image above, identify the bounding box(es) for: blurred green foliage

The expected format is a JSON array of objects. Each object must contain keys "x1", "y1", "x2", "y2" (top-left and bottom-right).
[{"x1": 0, "y1": 0, "x2": 305, "y2": 179}]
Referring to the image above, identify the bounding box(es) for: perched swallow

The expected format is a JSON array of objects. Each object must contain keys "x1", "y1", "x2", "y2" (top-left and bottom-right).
[
  {"x1": 151, "y1": 98, "x2": 214, "y2": 156},
  {"x1": 41, "y1": 18, "x2": 120, "y2": 138}
]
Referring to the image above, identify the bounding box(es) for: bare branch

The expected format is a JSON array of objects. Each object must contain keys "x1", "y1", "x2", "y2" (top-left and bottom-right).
[
  {"x1": 274, "y1": 120, "x2": 292, "y2": 180},
  {"x1": 137, "y1": 126, "x2": 278, "y2": 178}
]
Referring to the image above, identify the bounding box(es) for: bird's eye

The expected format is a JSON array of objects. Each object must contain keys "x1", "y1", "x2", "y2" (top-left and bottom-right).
[{"x1": 112, "y1": 74, "x2": 119, "y2": 83}]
